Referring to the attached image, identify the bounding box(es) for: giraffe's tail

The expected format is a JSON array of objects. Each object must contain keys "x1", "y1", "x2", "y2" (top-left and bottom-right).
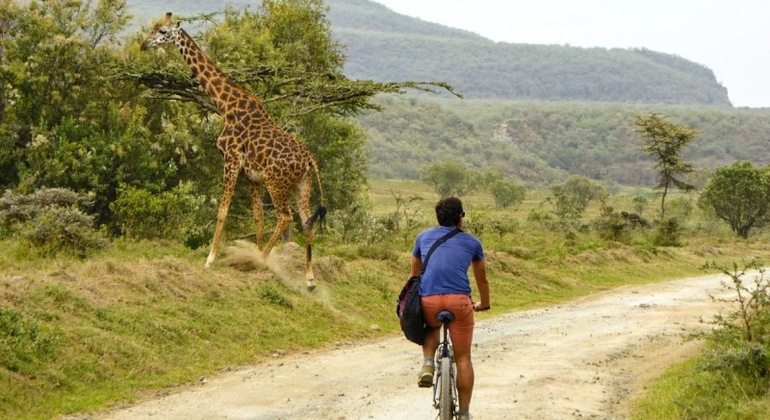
[
  {"x1": 307, "y1": 205, "x2": 327, "y2": 232},
  {"x1": 307, "y1": 159, "x2": 326, "y2": 232}
]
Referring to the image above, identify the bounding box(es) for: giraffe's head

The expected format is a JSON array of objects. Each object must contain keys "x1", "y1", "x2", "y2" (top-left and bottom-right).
[{"x1": 140, "y1": 12, "x2": 182, "y2": 51}]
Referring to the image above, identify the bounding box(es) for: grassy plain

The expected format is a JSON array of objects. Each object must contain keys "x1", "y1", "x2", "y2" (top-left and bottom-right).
[{"x1": 2, "y1": 178, "x2": 770, "y2": 419}]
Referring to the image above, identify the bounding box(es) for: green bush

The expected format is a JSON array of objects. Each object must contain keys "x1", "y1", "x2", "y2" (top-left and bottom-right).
[
  {"x1": 593, "y1": 205, "x2": 630, "y2": 241},
  {"x1": 111, "y1": 182, "x2": 210, "y2": 243},
  {"x1": 653, "y1": 217, "x2": 683, "y2": 246},
  {"x1": 0, "y1": 188, "x2": 108, "y2": 256}
]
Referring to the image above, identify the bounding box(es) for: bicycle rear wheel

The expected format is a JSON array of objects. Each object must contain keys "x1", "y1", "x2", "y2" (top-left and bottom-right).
[{"x1": 438, "y1": 356, "x2": 452, "y2": 420}]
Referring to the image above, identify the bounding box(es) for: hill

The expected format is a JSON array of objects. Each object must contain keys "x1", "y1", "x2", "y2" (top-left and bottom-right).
[
  {"x1": 326, "y1": 0, "x2": 730, "y2": 105},
  {"x1": 129, "y1": 0, "x2": 732, "y2": 106},
  {"x1": 360, "y1": 97, "x2": 770, "y2": 185}
]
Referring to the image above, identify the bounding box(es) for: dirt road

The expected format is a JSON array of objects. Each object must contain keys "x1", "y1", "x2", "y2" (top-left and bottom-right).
[{"x1": 94, "y1": 273, "x2": 735, "y2": 420}]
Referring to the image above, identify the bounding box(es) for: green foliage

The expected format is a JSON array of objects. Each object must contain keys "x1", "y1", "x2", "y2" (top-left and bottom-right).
[
  {"x1": 490, "y1": 180, "x2": 526, "y2": 209},
  {"x1": 385, "y1": 191, "x2": 424, "y2": 232},
  {"x1": 549, "y1": 175, "x2": 607, "y2": 222},
  {"x1": 0, "y1": 0, "x2": 132, "y2": 189},
  {"x1": 593, "y1": 204, "x2": 631, "y2": 242},
  {"x1": 295, "y1": 112, "x2": 368, "y2": 211},
  {"x1": 1, "y1": 1, "x2": 202, "y2": 227},
  {"x1": 705, "y1": 260, "x2": 770, "y2": 345},
  {"x1": 419, "y1": 161, "x2": 477, "y2": 198},
  {"x1": 699, "y1": 161, "x2": 770, "y2": 239},
  {"x1": 653, "y1": 217, "x2": 683, "y2": 246},
  {"x1": 359, "y1": 97, "x2": 770, "y2": 188},
  {"x1": 326, "y1": 204, "x2": 387, "y2": 243},
  {"x1": 632, "y1": 195, "x2": 649, "y2": 216},
  {"x1": 259, "y1": 284, "x2": 294, "y2": 309},
  {"x1": 635, "y1": 113, "x2": 697, "y2": 219},
  {"x1": 0, "y1": 188, "x2": 108, "y2": 256},
  {"x1": 111, "y1": 182, "x2": 210, "y2": 243},
  {"x1": 0, "y1": 308, "x2": 58, "y2": 374}
]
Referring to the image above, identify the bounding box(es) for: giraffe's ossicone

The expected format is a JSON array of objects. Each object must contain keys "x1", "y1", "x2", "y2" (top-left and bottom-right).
[{"x1": 141, "y1": 13, "x2": 326, "y2": 291}]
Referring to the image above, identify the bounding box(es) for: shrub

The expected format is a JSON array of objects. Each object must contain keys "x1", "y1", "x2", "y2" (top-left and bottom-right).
[
  {"x1": 490, "y1": 180, "x2": 526, "y2": 209},
  {"x1": 593, "y1": 204, "x2": 629, "y2": 241},
  {"x1": 705, "y1": 260, "x2": 770, "y2": 345},
  {"x1": 653, "y1": 217, "x2": 683, "y2": 246},
  {"x1": 0, "y1": 187, "x2": 108, "y2": 256},
  {"x1": 326, "y1": 205, "x2": 387, "y2": 244},
  {"x1": 111, "y1": 182, "x2": 210, "y2": 244}
]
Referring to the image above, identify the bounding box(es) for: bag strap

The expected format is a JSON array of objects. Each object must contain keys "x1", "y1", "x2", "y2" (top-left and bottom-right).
[{"x1": 420, "y1": 227, "x2": 462, "y2": 275}]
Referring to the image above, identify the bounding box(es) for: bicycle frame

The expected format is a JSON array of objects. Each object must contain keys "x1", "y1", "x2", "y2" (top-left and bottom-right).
[{"x1": 433, "y1": 311, "x2": 458, "y2": 420}]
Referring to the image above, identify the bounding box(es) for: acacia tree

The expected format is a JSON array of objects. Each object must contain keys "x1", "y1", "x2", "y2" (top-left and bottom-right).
[
  {"x1": 699, "y1": 161, "x2": 770, "y2": 238},
  {"x1": 490, "y1": 180, "x2": 526, "y2": 209},
  {"x1": 634, "y1": 113, "x2": 696, "y2": 220},
  {"x1": 550, "y1": 175, "x2": 606, "y2": 221},
  {"x1": 419, "y1": 162, "x2": 477, "y2": 198}
]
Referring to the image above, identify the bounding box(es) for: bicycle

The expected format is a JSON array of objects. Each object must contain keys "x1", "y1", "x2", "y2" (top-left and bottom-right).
[{"x1": 433, "y1": 310, "x2": 458, "y2": 420}]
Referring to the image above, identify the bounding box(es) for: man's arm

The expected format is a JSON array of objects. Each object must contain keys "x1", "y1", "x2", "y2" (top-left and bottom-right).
[
  {"x1": 471, "y1": 259, "x2": 490, "y2": 311},
  {"x1": 410, "y1": 254, "x2": 422, "y2": 278}
]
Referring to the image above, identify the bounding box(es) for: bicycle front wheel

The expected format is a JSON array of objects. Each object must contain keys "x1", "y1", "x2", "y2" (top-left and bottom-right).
[{"x1": 438, "y1": 356, "x2": 452, "y2": 420}]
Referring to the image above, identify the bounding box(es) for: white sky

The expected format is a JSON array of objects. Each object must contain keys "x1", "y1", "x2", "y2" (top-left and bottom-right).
[{"x1": 372, "y1": 0, "x2": 770, "y2": 108}]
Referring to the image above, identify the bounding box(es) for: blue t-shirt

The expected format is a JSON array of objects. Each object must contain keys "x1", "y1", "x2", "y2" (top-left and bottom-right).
[{"x1": 412, "y1": 226, "x2": 484, "y2": 297}]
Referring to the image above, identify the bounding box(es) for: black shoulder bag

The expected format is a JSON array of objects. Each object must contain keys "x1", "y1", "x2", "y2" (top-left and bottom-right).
[{"x1": 396, "y1": 227, "x2": 462, "y2": 345}]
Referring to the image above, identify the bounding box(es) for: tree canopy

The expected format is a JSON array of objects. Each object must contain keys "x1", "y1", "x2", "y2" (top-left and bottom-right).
[
  {"x1": 635, "y1": 113, "x2": 696, "y2": 219},
  {"x1": 699, "y1": 161, "x2": 770, "y2": 238}
]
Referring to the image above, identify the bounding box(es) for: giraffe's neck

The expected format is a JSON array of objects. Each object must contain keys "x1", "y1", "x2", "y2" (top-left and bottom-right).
[{"x1": 175, "y1": 29, "x2": 256, "y2": 115}]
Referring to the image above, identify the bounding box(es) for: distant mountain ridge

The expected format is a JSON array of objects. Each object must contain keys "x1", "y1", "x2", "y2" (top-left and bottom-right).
[
  {"x1": 128, "y1": 0, "x2": 732, "y2": 106},
  {"x1": 326, "y1": 1, "x2": 730, "y2": 105}
]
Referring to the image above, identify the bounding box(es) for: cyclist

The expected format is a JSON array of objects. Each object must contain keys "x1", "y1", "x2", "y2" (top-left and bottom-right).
[{"x1": 410, "y1": 197, "x2": 491, "y2": 420}]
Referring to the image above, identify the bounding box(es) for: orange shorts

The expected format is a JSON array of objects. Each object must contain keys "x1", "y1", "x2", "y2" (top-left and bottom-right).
[{"x1": 421, "y1": 294, "x2": 475, "y2": 348}]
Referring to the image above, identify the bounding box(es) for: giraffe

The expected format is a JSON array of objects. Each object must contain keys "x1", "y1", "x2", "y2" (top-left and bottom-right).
[{"x1": 141, "y1": 13, "x2": 326, "y2": 291}]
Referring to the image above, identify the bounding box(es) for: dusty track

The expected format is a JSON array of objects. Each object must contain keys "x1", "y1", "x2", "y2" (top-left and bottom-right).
[{"x1": 91, "y1": 273, "x2": 734, "y2": 420}]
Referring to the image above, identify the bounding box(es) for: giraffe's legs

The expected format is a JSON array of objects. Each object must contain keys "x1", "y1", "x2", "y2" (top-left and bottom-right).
[
  {"x1": 261, "y1": 196, "x2": 294, "y2": 275},
  {"x1": 294, "y1": 175, "x2": 316, "y2": 290},
  {"x1": 206, "y1": 165, "x2": 238, "y2": 268},
  {"x1": 248, "y1": 181, "x2": 265, "y2": 250}
]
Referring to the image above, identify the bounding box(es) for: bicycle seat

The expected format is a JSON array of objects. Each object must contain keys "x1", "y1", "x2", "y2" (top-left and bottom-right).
[{"x1": 435, "y1": 310, "x2": 455, "y2": 324}]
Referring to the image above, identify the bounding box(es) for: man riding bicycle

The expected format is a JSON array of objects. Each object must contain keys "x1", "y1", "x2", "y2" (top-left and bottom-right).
[{"x1": 409, "y1": 197, "x2": 491, "y2": 420}]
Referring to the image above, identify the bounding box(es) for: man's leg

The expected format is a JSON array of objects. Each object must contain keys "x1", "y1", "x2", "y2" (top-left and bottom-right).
[
  {"x1": 418, "y1": 326, "x2": 440, "y2": 387},
  {"x1": 446, "y1": 294, "x2": 475, "y2": 413},
  {"x1": 453, "y1": 343, "x2": 474, "y2": 411}
]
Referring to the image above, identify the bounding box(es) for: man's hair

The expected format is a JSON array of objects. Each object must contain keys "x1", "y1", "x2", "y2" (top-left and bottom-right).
[{"x1": 435, "y1": 197, "x2": 464, "y2": 227}]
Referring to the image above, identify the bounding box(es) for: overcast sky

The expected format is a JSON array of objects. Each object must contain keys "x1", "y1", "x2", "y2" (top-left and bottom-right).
[{"x1": 372, "y1": 0, "x2": 770, "y2": 108}]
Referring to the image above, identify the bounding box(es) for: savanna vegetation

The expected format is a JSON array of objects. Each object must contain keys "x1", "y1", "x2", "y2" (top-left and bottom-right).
[
  {"x1": 1, "y1": 0, "x2": 770, "y2": 419},
  {"x1": 359, "y1": 96, "x2": 770, "y2": 186}
]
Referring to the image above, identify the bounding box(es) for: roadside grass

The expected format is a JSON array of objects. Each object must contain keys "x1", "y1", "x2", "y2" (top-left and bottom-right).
[
  {"x1": 2, "y1": 180, "x2": 770, "y2": 418},
  {"x1": 632, "y1": 347, "x2": 770, "y2": 419},
  {"x1": 631, "y1": 261, "x2": 770, "y2": 419}
]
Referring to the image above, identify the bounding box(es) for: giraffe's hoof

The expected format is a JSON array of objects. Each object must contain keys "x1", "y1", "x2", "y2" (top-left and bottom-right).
[{"x1": 306, "y1": 280, "x2": 316, "y2": 292}]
